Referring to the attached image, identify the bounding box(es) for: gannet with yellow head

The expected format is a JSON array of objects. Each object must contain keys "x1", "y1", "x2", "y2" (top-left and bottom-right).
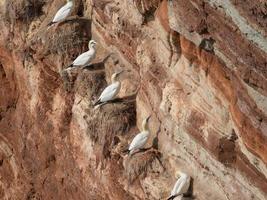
[
  {"x1": 127, "y1": 115, "x2": 151, "y2": 155},
  {"x1": 94, "y1": 70, "x2": 124, "y2": 107},
  {"x1": 66, "y1": 40, "x2": 97, "y2": 69},
  {"x1": 167, "y1": 171, "x2": 191, "y2": 200}
]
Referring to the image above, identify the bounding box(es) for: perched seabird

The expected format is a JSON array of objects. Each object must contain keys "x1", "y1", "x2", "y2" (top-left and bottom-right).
[
  {"x1": 167, "y1": 171, "x2": 191, "y2": 200},
  {"x1": 126, "y1": 115, "x2": 151, "y2": 155},
  {"x1": 66, "y1": 40, "x2": 97, "y2": 70},
  {"x1": 47, "y1": 0, "x2": 73, "y2": 26},
  {"x1": 94, "y1": 70, "x2": 124, "y2": 107}
]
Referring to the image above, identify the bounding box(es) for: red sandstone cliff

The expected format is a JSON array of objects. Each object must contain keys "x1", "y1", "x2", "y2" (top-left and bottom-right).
[{"x1": 0, "y1": 0, "x2": 266, "y2": 199}]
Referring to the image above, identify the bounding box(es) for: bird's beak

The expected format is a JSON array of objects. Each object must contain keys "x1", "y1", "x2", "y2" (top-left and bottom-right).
[
  {"x1": 175, "y1": 170, "x2": 181, "y2": 178},
  {"x1": 146, "y1": 115, "x2": 151, "y2": 121},
  {"x1": 117, "y1": 70, "x2": 124, "y2": 76}
]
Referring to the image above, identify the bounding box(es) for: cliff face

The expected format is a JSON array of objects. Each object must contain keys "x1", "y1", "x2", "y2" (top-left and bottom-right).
[{"x1": 0, "y1": 0, "x2": 266, "y2": 199}]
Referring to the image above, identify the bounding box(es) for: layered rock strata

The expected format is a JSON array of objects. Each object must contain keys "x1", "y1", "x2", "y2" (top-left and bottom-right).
[{"x1": 0, "y1": 0, "x2": 266, "y2": 199}]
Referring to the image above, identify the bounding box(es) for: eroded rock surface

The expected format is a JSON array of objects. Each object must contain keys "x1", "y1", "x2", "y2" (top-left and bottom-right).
[{"x1": 0, "y1": 0, "x2": 266, "y2": 199}]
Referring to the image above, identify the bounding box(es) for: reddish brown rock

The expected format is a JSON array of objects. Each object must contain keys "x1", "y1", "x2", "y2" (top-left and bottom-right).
[{"x1": 0, "y1": 0, "x2": 266, "y2": 200}]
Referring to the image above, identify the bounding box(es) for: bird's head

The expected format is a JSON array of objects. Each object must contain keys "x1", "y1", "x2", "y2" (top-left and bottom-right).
[
  {"x1": 175, "y1": 171, "x2": 181, "y2": 178},
  {"x1": 175, "y1": 170, "x2": 186, "y2": 178},
  {"x1": 142, "y1": 115, "x2": 151, "y2": 131},
  {"x1": 145, "y1": 115, "x2": 151, "y2": 123},
  {"x1": 111, "y1": 70, "x2": 124, "y2": 82},
  {"x1": 88, "y1": 40, "x2": 97, "y2": 49}
]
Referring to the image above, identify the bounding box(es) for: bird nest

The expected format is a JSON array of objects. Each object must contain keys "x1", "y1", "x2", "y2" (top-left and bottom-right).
[
  {"x1": 44, "y1": 25, "x2": 89, "y2": 56},
  {"x1": 27, "y1": 18, "x2": 91, "y2": 74},
  {"x1": 124, "y1": 149, "x2": 161, "y2": 184},
  {"x1": 89, "y1": 102, "x2": 136, "y2": 153}
]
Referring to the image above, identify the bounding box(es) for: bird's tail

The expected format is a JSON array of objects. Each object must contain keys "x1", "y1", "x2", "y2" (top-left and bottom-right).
[
  {"x1": 68, "y1": 63, "x2": 74, "y2": 68},
  {"x1": 93, "y1": 99, "x2": 101, "y2": 106},
  {"x1": 167, "y1": 194, "x2": 183, "y2": 200},
  {"x1": 166, "y1": 195, "x2": 175, "y2": 200},
  {"x1": 64, "y1": 64, "x2": 74, "y2": 71},
  {"x1": 122, "y1": 149, "x2": 130, "y2": 154},
  {"x1": 47, "y1": 21, "x2": 55, "y2": 27}
]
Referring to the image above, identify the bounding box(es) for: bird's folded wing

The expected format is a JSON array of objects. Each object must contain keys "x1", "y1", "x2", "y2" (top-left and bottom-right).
[
  {"x1": 99, "y1": 83, "x2": 118, "y2": 102},
  {"x1": 129, "y1": 132, "x2": 147, "y2": 150},
  {"x1": 171, "y1": 177, "x2": 184, "y2": 196},
  {"x1": 73, "y1": 52, "x2": 90, "y2": 66},
  {"x1": 53, "y1": 4, "x2": 71, "y2": 22}
]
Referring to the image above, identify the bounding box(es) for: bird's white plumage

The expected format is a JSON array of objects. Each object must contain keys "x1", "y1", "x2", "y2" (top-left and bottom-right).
[
  {"x1": 170, "y1": 173, "x2": 190, "y2": 197},
  {"x1": 72, "y1": 50, "x2": 95, "y2": 66},
  {"x1": 98, "y1": 82, "x2": 121, "y2": 103},
  {"x1": 127, "y1": 116, "x2": 150, "y2": 155},
  {"x1": 128, "y1": 131, "x2": 149, "y2": 153},
  {"x1": 52, "y1": 1, "x2": 73, "y2": 23}
]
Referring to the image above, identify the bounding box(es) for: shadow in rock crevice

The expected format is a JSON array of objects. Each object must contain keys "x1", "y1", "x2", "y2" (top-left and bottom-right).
[
  {"x1": 82, "y1": 53, "x2": 113, "y2": 71},
  {"x1": 100, "y1": 93, "x2": 137, "y2": 105}
]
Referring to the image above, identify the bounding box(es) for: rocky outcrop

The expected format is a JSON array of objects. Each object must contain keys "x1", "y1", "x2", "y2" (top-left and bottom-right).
[{"x1": 0, "y1": 0, "x2": 266, "y2": 199}]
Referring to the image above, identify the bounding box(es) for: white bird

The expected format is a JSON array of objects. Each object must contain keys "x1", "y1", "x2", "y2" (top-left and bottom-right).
[
  {"x1": 47, "y1": 0, "x2": 73, "y2": 26},
  {"x1": 94, "y1": 70, "x2": 124, "y2": 107},
  {"x1": 66, "y1": 40, "x2": 97, "y2": 70},
  {"x1": 167, "y1": 171, "x2": 191, "y2": 200},
  {"x1": 127, "y1": 115, "x2": 151, "y2": 155}
]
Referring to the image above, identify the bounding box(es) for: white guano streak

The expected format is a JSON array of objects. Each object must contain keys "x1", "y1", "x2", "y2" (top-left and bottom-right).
[{"x1": 208, "y1": 0, "x2": 267, "y2": 53}]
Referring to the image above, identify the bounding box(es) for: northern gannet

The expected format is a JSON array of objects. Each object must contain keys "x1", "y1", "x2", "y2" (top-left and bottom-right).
[
  {"x1": 47, "y1": 0, "x2": 73, "y2": 26},
  {"x1": 127, "y1": 115, "x2": 151, "y2": 155},
  {"x1": 167, "y1": 171, "x2": 191, "y2": 200},
  {"x1": 94, "y1": 70, "x2": 124, "y2": 107},
  {"x1": 66, "y1": 40, "x2": 97, "y2": 70}
]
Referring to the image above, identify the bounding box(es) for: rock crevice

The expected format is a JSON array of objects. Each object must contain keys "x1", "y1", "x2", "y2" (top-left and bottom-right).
[{"x1": 0, "y1": 0, "x2": 266, "y2": 199}]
